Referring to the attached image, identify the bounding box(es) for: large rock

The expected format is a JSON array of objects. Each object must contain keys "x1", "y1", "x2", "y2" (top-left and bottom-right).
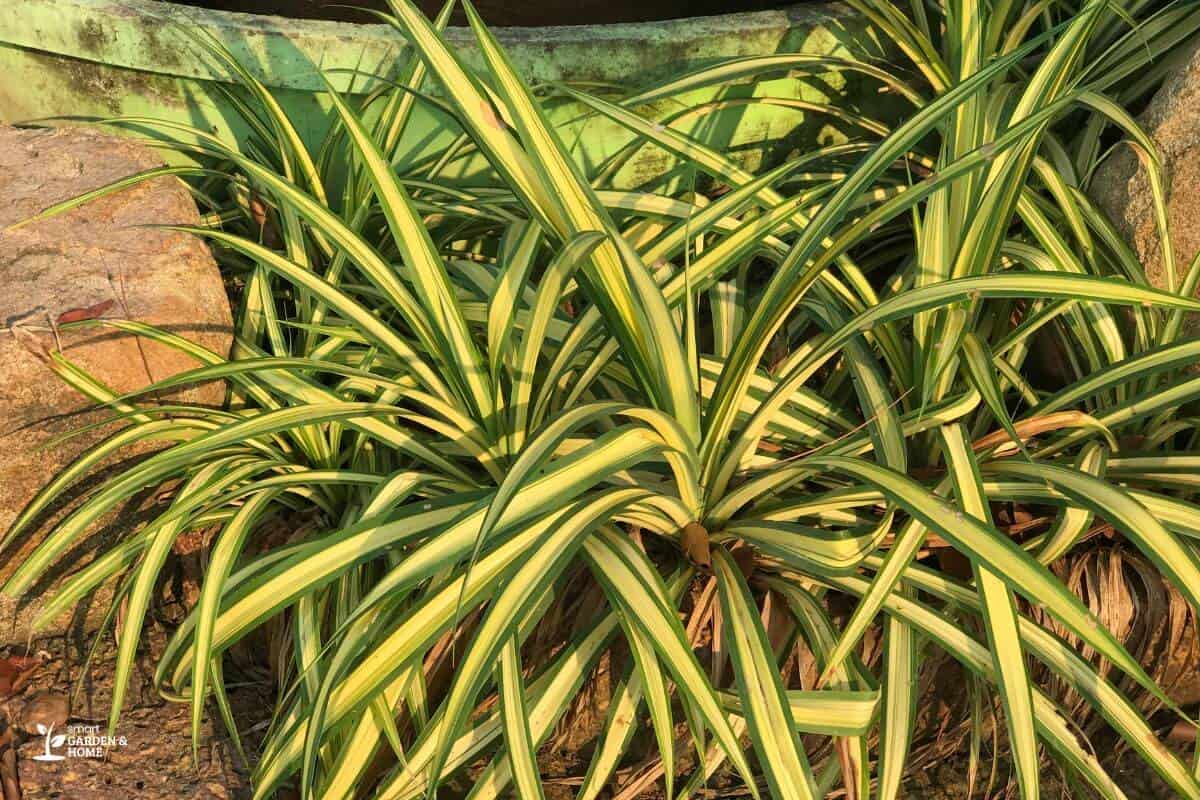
[
  {"x1": 1090, "y1": 41, "x2": 1200, "y2": 306},
  {"x1": 0, "y1": 125, "x2": 232, "y2": 642}
]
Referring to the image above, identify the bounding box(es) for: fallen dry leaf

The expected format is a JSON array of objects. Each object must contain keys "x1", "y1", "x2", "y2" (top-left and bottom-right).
[
  {"x1": 679, "y1": 521, "x2": 711, "y2": 568},
  {"x1": 729, "y1": 539, "x2": 757, "y2": 579},
  {"x1": 56, "y1": 298, "x2": 114, "y2": 325},
  {"x1": 0, "y1": 654, "x2": 44, "y2": 698},
  {"x1": 972, "y1": 410, "x2": 1108, "y2": 454}
]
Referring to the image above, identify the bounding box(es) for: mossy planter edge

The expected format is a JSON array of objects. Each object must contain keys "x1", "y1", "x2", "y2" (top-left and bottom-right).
[{"x1": 0, "y1": 0, "x2": 888, "y2": 184}]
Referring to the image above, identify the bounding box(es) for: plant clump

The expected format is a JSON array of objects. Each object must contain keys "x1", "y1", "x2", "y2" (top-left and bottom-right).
[{"x1": 6, "y1": 0, "x2": 1200, "y2": 798}]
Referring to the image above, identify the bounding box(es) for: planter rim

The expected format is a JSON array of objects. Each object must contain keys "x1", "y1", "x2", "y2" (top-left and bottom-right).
[{"x1": 0, "y1": 0, "x2": 858, "y2": 91}]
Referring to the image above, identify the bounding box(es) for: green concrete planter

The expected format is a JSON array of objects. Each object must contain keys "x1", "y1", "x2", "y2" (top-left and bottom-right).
[{"x1": 0, "y1": 0, "x2": 886, "y2": 185}]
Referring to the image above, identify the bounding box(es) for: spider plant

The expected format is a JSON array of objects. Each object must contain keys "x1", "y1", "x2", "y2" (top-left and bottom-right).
[{"x1": 7, "y1": 0, "x2": 1200, "y2": 798}]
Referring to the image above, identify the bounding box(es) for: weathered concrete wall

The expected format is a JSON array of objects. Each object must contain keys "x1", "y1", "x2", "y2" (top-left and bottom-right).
[{"x1": 0, "y1": 1, "x2": 894, "y2": 187}]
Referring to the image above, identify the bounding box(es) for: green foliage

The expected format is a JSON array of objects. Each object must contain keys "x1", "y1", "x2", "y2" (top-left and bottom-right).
[{"x1": 8, "y1": 0, "x2": 1200, "y2": 797}]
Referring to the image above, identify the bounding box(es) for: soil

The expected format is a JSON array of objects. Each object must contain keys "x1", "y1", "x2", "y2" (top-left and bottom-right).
[
  {"x1": 900, "y1": 751, "x2": 1173, "y2": 799},
  {"x1": 0, "y1": 626, "x2": 274, "y2": 800},
  {"x1": 164, "y1": 0, "x2": 792, "y2": 28},
  {"x1": 3, "y1": 633, "x2": 1172, "y2": 800}
]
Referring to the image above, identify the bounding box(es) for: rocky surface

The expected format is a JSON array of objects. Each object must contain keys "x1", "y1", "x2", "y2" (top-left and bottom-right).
[
  {"x1": 0, "y1": 125, "x2": 232, "y2": 642},
  {"x1": 1090, "y1": 40, "x2": 1200, "y2": 311}
]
